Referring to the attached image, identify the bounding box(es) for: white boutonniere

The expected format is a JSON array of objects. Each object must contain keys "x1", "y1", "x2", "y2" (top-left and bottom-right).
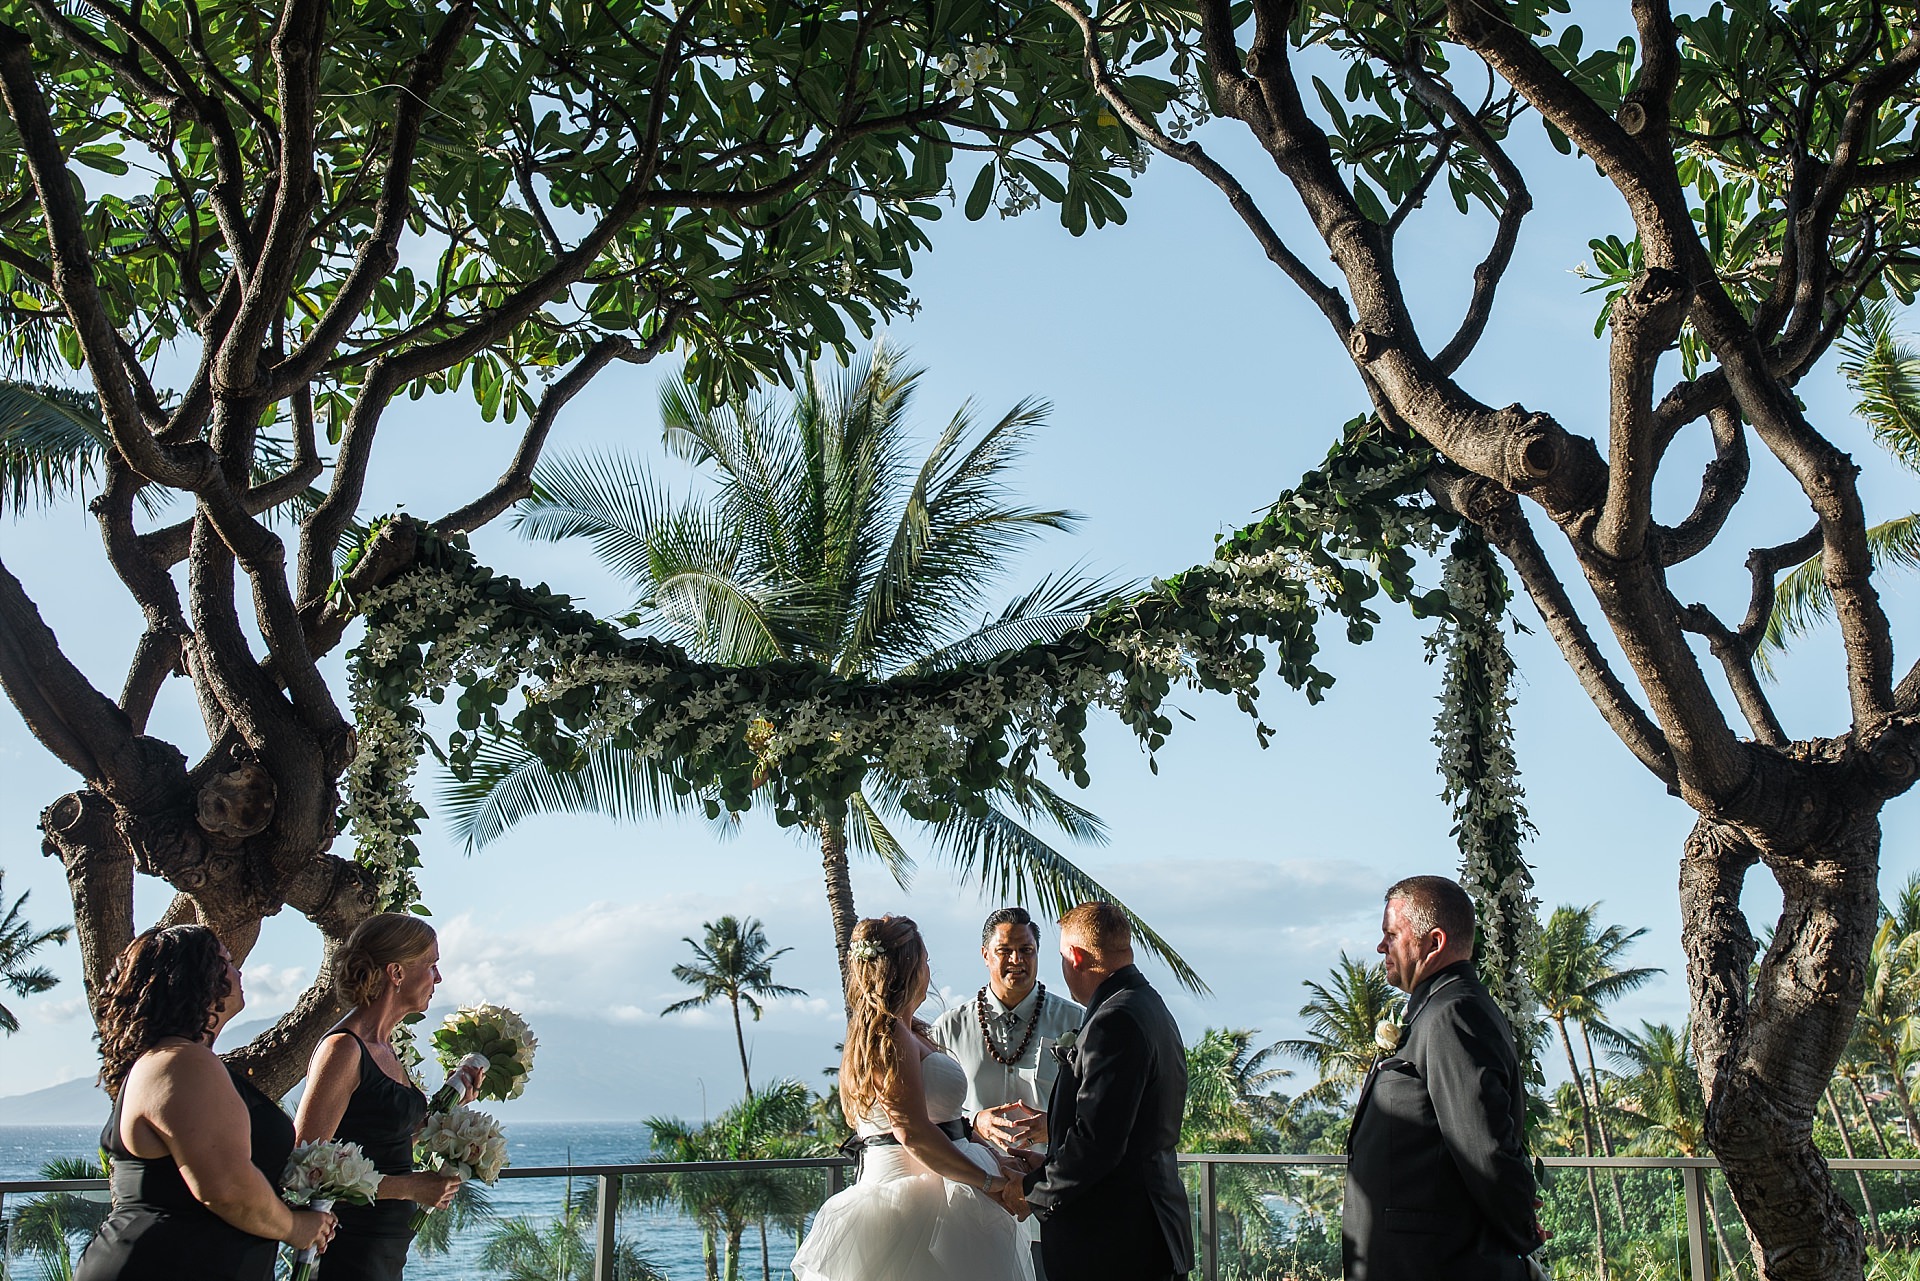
[
  {"x1": 1374, "y1": 1020, "x2": 1403, "y2": 1054},
  {"x1": 1052, "y1": 1028, "x2": 1080, "y2": 1063}
]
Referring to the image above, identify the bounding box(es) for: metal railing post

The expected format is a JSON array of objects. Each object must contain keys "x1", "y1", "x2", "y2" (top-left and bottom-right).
[
  {"x1": 1680, "y1": 1164, "x2": 1711, "y2": 1281},
  {"x1": 828, "y1": 1160, "x2": 846, "y2": 1196},
  {"x1": 1200, "y1": 1158, "x2": 1218, "y2": 1281},
  {"x1": 594, "y1": 1173, "x2": 619, "y2": 1281}
]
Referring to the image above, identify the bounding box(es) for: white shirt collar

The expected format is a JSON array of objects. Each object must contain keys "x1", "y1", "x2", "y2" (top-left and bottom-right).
[{"x1": 988, "y1": 983, "x2": 1041, "y2": 1020}]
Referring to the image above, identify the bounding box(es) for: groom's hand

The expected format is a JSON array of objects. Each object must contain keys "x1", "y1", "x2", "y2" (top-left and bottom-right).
[
  {"x1": 994, "y1": 1177, "x2": 1031, "y2": 1220},
  {"x1": 1005, "y1": 1147, "x2": 1044, "y2": 1174}
]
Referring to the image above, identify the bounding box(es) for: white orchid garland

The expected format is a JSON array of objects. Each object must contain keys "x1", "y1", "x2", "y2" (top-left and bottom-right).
[
  {"x1": 1427, "y1": 533, "x2": 1541, "y2": 1043},
  {"x1": 337, "y1": 430, "x2": 1536, "y2": 1023}
]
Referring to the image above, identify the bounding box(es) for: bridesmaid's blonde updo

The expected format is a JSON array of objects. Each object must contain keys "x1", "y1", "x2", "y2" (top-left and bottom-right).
[
  {"x1": 336, "y1": 913, "x2": 437, "y2": 1007},
  {"x1": 839, "y1": 915, "x2": 930, "y2": 1127}
]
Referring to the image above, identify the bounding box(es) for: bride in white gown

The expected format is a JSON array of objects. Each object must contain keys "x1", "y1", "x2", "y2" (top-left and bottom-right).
[{"x1": 792, "y1": 916, "x2": 1034, "y2": 1281}]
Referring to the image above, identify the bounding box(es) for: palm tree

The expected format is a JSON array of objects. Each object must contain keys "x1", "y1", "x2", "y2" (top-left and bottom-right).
[
  {"x1": 0, "y1": 868, "x2": 70, "y2": 1033},
  {"x1": 1181, "y1": 1029, "x2": 1300, "y2": 1272},
  {"x1": 1276, "y1": 953, "x2": 1404, "y2": 1105},
  {"x1": 1760, "y1": 299, "x2": 1920, "y2": 673},
  {"x1": 1182, "y1": 1028, "x2": 1294, "y2": 1153},
  {"x1": 1527, "y1": 901, "x2": 1661, "y2": 1248},
  {"x1": 408, "y1": 1179, "x2": 498, "y2": 1256},
  {"x1": 1852, "y1": 913, "x2": 1920, "y2": 1143},
  {"x1": 632, "y1": 1079, "x2": 830, "y2": 1281},
  {"x1": 663, "y1": 916, "x2": 807, "y2": 1100},
  {"x1": 481, "y1": 1186, "x2": 664, "y2": 1281},
  {"x1": 1608, "y1": 1021, "x2": 1744, "y2": 1277},
  {"x1": 9, "y1": 1155, "x2": 107, "y2": 1280},
  {"x1": 442, "y1": 344, "x2": 1201, "y2": 992}
]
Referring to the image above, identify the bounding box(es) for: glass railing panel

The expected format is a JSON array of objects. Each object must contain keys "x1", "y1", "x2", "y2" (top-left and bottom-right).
[{"x1": 3, "y1": 1184, "x2": 112, "y2": 1281}]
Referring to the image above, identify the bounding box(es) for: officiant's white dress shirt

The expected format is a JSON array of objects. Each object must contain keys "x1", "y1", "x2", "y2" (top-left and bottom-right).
[
  {"x1": 931, "y1": 983, "x2": 1084, "y2": 1248},
  {"x1": 929, "y1": 983, "x2": 1085, "y2": 1135}
]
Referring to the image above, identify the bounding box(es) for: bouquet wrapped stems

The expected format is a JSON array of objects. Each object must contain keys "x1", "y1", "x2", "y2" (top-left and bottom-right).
[
  {"x1": 427, "y1": 1052, "x2": 491, "y2": 1114},
  {"x1": 290, "y1": 1197, "x2": 333, "y2": 1281}
]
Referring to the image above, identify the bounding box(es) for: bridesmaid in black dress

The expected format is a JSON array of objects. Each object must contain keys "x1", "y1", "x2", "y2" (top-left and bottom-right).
[
  {"x1": 75, "y1": 925, "x2": 336, "y2": 1281},
  {"x1": 294, "y1": 915, "x2": 479, "y2": 1280}
]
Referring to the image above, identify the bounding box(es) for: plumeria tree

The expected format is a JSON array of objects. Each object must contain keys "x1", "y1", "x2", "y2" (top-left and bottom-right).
[
  {"x1": 1030, "y1": 0, "x2": 1920, "y2": 1270},
  {"x1": 0, "y1": 0, "x2": 1145, "y2": 1095}
]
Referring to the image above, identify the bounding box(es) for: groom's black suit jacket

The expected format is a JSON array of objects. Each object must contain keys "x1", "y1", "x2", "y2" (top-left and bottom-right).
[
  {"x1": 1024, "y1": 965, "x2": 1193, "y2": 1281},
  {"x1": 1343, "y1": 960, "x2": 1535, "y2": 1281}
]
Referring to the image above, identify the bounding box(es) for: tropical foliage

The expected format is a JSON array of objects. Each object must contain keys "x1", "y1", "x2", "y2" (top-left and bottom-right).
[
  {"x1": 1761, "y1": 302, "x2": 1920, "y2": 673},
  {"x1": 663, "y1": 917, "x2": 806, "y2": 1100},
  {"x1": 440, "y1": 348, "x2": 1196, "y2": 980},
  {"x1": 0, "y1": 868, "x2": 69, "y2": 1034}
]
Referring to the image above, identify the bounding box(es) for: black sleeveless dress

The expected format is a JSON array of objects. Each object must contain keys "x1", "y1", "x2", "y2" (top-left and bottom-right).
[
  {"x1": 319, "y1": 1030, "x2": 429, "y2": 1280},
  {"x1": 75, "y1": 1062, "x2": 295, "y2": 1281}
]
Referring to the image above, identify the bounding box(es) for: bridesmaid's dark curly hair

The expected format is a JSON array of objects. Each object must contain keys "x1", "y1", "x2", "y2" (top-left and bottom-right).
[{"x1": 97, "y1": 925, "x2": 232, "y2": 1097}]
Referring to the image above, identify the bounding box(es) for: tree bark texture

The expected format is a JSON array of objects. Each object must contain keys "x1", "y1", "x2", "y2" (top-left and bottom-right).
[
  {"x1": 1046, "y1": 1, "x2": 1920, "y2": 1274},
  {"x1": 819, "y1": 811, "x2": 856, "y2": 1002}
]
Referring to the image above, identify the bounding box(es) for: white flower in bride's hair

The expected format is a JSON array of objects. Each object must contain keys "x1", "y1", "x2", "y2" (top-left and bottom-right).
[
  {"x1": 1375, "y1": 1020, "x2": 1402, "y2": 1053},
  {"x1": 849, "y1": 939, "x2": 886, "y2": 961}
]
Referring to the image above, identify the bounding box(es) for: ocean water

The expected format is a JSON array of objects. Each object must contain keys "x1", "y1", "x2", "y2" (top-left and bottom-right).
[{"x1": 0, "y1": 1122, "x2": 824, "y2": 1280}]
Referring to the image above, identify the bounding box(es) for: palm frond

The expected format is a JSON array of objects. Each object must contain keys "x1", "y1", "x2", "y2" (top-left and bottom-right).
[
  {"x1": 439, "y1": 732, "x2": 726, "y2": 850},
  {"x1": 847, "y1": 390, "x2": 1077, "y2": 672},
  {"x1": 1757, "y1": 514, "x2": 1920, "y2": 675},
  {"x1": 906, "y1": 567, "x2": 1132, "y2": 673},
  {"x1": 845, "y1": 789, "x2": 915, "y2": 889},
  {"x1": 867, "y1": 778, "x2": 1204, "y2": 993},
  {"x1": 0, "y1": 381, "x2": 109, "y2": 512},
  {"x1": 1840, "y1": 299, "x2": 1920, "y2": 474}
]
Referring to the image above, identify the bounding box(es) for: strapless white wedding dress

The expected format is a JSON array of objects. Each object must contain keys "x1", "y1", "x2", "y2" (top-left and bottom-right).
[{"x1": 791, "y1": 1049, "x2": 1034, "y2": 1281}]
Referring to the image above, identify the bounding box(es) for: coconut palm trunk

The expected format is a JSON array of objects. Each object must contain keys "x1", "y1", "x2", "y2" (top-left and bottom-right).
[
  {"x1": 1845, "y1": 1073, "x2": 1895, "y2": 1157},
  {"x1": 820, "y1": 810, "x2": 855, "y2": 996},
  {"x1": 1827, "y1": 1086, "x2": 1884, "y2": 1247},
  {"x1": 730, "y1": 992, "x2": 754, "y2": 1100},
  {"x1": 1578, "y1": 1021, "x2": 1630, "y2": 1225},
  {"x1": 1553, "y1": 1015, "x2": 1609, "y2": 1277}
]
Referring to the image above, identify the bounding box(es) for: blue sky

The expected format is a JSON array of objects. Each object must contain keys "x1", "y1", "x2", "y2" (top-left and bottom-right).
[{"x1": 1, "y1": 84, "x2": 1915, "y2": 1120}]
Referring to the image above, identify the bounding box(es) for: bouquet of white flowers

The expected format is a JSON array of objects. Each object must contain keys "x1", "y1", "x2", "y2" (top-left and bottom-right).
[
  {"x1": 281, "y1": 1139, "x2": 381, "y2": 1281},
  {"x1": 409, "y1": 1105, "x2": 510, "y2": 1231},
  {"x1": 416, "y1": 1106, "x2": 510, "y2": 1183},
  {"x1": 430, "y1": 1004, "x2": 537, "y2": 1102}
]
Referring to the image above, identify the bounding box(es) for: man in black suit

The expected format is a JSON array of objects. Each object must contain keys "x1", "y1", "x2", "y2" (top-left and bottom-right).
[
  {"x1": 1345, "y1": 875, "x2": 1539, "y2": 1281},
  {"x1": 1005, "y1": 901, "x2": 1193, "y2": 1281}
]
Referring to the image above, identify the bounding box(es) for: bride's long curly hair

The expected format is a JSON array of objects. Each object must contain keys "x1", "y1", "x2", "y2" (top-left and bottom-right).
[{"x1": 839, "y1": 915, "x2": 930, "y2": 1127}]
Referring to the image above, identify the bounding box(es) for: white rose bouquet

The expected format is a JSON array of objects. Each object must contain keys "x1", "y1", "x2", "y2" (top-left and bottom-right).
[
  {"x1": 281, "y1": 1139, "x2": 381, "y2": 1281},
  {"x1": 409, "y1": 1105, "x2": 510, "y2": 1231},
  {"x1": 416, "y1": 1107, "x2": 510, "y2": 1184},
  {"x1": 430, "y1": 1004, "x2": 537, "y2": 1102}
]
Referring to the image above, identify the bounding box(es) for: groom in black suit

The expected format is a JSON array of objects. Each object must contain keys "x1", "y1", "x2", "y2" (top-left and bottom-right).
[
  {"x1": 1345, "y1": 875, "x2": 1539, "y2": 1280},
  {"x1": 1007, "y1": 902, "x2": 1193, "y2": 1281}
]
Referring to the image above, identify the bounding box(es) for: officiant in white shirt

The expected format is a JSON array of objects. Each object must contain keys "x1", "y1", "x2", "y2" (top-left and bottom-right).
[{"x1": 930, "y1": 906, "x2": 1085, "y2": 1280}]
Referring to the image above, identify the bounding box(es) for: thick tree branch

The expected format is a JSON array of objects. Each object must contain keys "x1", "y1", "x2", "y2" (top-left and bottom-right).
[
  {"x1": 266, "y1": 1, "x2": 479, "y2": 399},
  {"x1": 0, "y1": 554, "x2": 139, "y2": 786},
  {"x1": 0, "y1": 26, "x2": 214, "y2": 489},
  {"x1": 1656, "y1": 405, "x2": 1749, "y2": 566},
  {"x1": 434, "y1": 331, "x2": 662, "y2": 533},
  {"x1": 1443, "y1": 0, "x2": 1692, "y2": 266},
  {"x1": 1676, "y1": 602, "x2": 1788, "y2": 747},
  {"x1": 211, "y1": 0, "x2": 328, "y2": 398},
  {"x1": 1694, "y1": 284, "x2": 1896, "y2": 722},
  {"x1": 1597, "y1": 267, "x2": 1693, "y2": 560}
]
